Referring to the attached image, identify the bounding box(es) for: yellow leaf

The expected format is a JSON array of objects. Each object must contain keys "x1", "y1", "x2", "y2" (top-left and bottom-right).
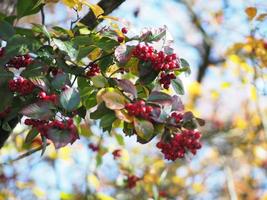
[
  {"x1": 234, "y1": 116, "x2": 247, "y2": 130},
  {"x1": 101, "y1": 90, "x2": 126, "y2": 110},
  {"x1": 245, "y1": 7, "x2": 257, "y2": 20},
  {"x1": 220, "y1": 82, "x2": 231, "y2": 89},
  {"x1": 211, "y1": 90, "x2": 219, "y2": 100},
  {"x1": 96, "y1": 193, "x2": 116, "y2": 200},
  {"x1": 115, "y1": 110, "x2": 134, "y2": 123},
  {"x1": 62, "y1": 0, "x2": 83, "y2": 10},
  {"x1": 83, "y1": 2, "x2": 104, "y2": 18},
  {"x1": 99, "y1": 15, "x2": 119, "y2": 21},
  {"x1": 87, "y1": 174, "x2": 100, "y2": 190},
  {"x1": 188, "y1": 81, "x2": 202, "y2": 97},
  {"x1": 33, "y1": 187, "x2": 45, "y2": 198},
  {"x1": 256, "y1": 13, "x2": 267, "y2": 21},
  {"x1": 250, "y1": 85, "x2": 257, "y2": 101},
  {"x1": 192, "y1": 183, "x2": 204, "y2": 193},
  {"x1": 88, "y1": 47, "x2": 102, "y2": 60}
]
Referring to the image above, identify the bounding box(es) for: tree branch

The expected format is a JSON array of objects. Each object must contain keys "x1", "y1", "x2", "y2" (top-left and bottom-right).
[
  {"x1": 79, "y1": 0, "x2": 126, "y2": 30},
  {"x1": 178, "y1": 0, "x2": 225, "y2": 83}
]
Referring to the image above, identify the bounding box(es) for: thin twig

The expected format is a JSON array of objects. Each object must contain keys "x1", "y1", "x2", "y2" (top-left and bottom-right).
[
  {"x1": 1, "y1": 144, "x2": 50, "y2": 165},
  {"x1": 41, "y1": 6, "x2": 45, "y2": 25}
]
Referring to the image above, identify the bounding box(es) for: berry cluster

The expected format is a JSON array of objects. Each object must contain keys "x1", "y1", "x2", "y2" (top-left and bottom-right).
[
  {"x1": 132, "y1": 44, "x2": 180, "y2": 71},
  {"x1": 86, "y1": 63, "x2": 100, "y2": 77},
  {"x1": 25, "y1": 118, "x2": 77, "y2": 138},
  {"x1": 170, "y1": 112, "x2": 183, "y2": 123},
  {"x1": 159, "y1": 72, "x2": 176, "y2": 89},
  {"x1": 125, "y1": 100, "x2": 153, "y2": 120},
  {"x1": 38, "y1": 92, "x2": 58, "y2": 103},
  {"x1": 156, "y1": 129, "x2": 202, "y2": 161},
  {"x1": 0, "y1": 107, "x2": 11, "y2": 119},
  {"x1": 8, "y1": 77, "x2": 35, "y2": 95},
  {"x1": 126, "y1": 175, "x2": 141, "y2": 189},
  {"x1": 6, "y1": 54, "x2": 32, "y2": 69}
]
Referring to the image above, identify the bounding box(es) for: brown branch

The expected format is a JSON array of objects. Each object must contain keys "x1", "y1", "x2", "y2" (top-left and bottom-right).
[
  {"x1": 178, "y1": 0, "x2": 225, "y2": 83},
  {"x1": 79, "y1": 0, "x2": 126, "y2": 30}
]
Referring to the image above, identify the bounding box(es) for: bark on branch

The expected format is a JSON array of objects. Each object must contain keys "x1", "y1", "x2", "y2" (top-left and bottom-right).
[{"x1": 79, "y1": 0, "x2": 126, "y2": 30}]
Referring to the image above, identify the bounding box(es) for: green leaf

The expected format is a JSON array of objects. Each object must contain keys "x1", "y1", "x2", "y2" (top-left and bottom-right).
[
  {"x1": 46, "y1": 128, "x2": 79, "y2": 149},
  {"x1": 91, "y1": 75, "x2": 108, "y2": 88},
  {"x1": 90, "y1": 102, "x2": 112, "y2": 120},
  {"x1": 115, "y1": 79, "x2": 137, "y2": 98},
  {"x1": 53, "y1": 39, "x2": 78, "y2": 61},
  {"x1": 0, "y1": 19, "x2": 15, "y2": 40},
  {"x1": 115, "y1": 134, "x2": 125, "y2": 145},
  {"x1": 96, "y1": 37, "x2": 118, "y2": 52},
  {"x1": 171, "y1": 78, "x2": 185, "y2": 95},
  {"x1": 134, "y1": 118, "x2": 154, "y2": 142},
  {"x1": 147, "y1": 91, "x2": 172, "y2": 105},
  {"x1": 21, "y1": 62, "x2": 45, "y2": 77},
  {"x1": 100, "y1": 113, "x2": 116, "y2": 132},
  {"x1": 179, "y1": 58, "x2": 191, "y2": 74},
  {"x1": 0, "y1": 85, "x2": 13, "y2": 112},
  {"x1": 60, "y1": 88, "x2": 81, "y2": 111},
  {"x1": 141, "y1": 27, "x2": 167, "y2": 42},
  {"x1": 21, "y1": 102, "x2": 54, "y2": 120},
  {"x1": 51, "y1": 73, "x2": 68, "y2": 89},
  {"x1": 25, "y1": 128, "x2": 39, "y2": 144},
  {"x1": 2, "y1": 122, "x2": 12, "y2": 131},
  {"x1": 83, "y1": 91, "x2": 97, "y2": 109},
  {"x1": 98, "y1": 55, "x2": 113, "y2": 72},
  {"x1": 17, "y1": 0, "x2": 43, "y2": 19},
  {"x1": 77, "y1": 46, "x2": 95, "y2": 60},
  {"x1": 0, "y1": 68, "x2": 14, "y2": 85},
  {"x1": 32, "y1": 24, "x2": 51, "y2": 41},
  {"x1": 139, "y1": 62, "x2": 158, "y2": 85}
]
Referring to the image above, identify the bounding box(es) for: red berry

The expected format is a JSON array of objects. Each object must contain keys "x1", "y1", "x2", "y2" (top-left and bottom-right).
[
  {"x1": 38, "y1": 91, "x2": 47, "y2": 99},
  {"x1": 112, "y1": 149, "x2": 122, "y2": 159},
  {"x1": 117, "y1": 36, "x2": 124, "y2": 43},
  {"x1": 121, "y1": 27, "x2": 128, "y2": 34}
]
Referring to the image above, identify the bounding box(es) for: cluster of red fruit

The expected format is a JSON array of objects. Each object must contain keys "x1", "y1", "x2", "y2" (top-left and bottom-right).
[
  {"x1": 156, "y1": 129, "x2": 202, "y2": 161},
  {"x1": 170, "y1": 112, "x2": 184, "y2": 123},
  {"x1": 126, "y1": 175, "x2": 141, "y2": 189},
  {"x1": 132, "y1": 44, "x2": 180, "y2": 89},
  {"x1": 86, "y1": 63, "x2": 100, "y2": 77},
  {"x1": 6, "y1": 54, "x2": 32, "y2": 69},
  {"x1": 132, "y1": 44, "x2": 179, "y2": 71},
  {"x1": 0, "y1": 107, "x2": 11, "y2": 119},
  {"x1": 8, "y1": 77, "x2": 35, "y2": 95},
  {"x1": 38, "y1": 92, "x2": 58, "y2": 103},
  {"x1": 159, "y1": 72, "x2": 176, "y2": 89},
  {"x1": 25, "y1": 118, "x2": 78, "y2": 140},
  {"x1": 125, "y1": 100, "x2": 153, "y2": 120}
]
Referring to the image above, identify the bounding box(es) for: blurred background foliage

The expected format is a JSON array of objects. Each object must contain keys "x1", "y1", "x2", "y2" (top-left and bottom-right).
[{"x1": 1, "y1": 0, "x2": 267, "y2": 199}]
